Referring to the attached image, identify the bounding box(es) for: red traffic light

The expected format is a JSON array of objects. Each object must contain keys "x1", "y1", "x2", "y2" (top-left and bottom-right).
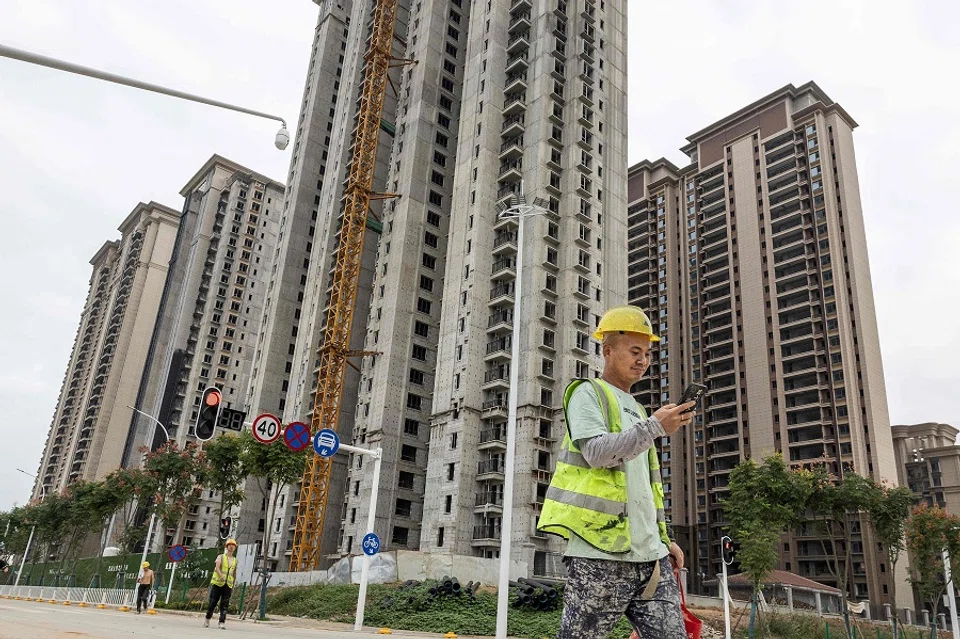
[{"x1": 205, "y1": 389, "x2": 222, "y2": 406}]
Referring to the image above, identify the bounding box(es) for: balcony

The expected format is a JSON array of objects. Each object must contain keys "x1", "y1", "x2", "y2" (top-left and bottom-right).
[
  {"x1": 483, "y1": 366, "x2": 511, "y2": 390},
  {"x1": 499, "y1": 137, "x2": 524, "y2": 161},
  {"x1": 508, "y1": 11, "x2": 531, "y2": 33},
  {"x1": 475, "y1": 492, "x2": 504, "y2": 514},
  {"x1": 491, "y1": 257, "x2": 517, "y2": 277},
  {"x1": 485, "y1": 336, "x2": 512, "y2": 362},
  {"x1": 487, "y1": 309, "x2": 514, "y2": 332},
  {"x1": 489, "y1": 282, "x2": 516, "y2": 305},
  {"x1": 507, "y1": 31, "x2": 530, "y2": 55},
  {"x1": 499, "y1": 159, "x2": 523, "y2": 183},
  {"x1": 479, "y1": 428, "x2": 507, "y2": 450},
  {"x1": 503, "y1": 94, "x2": 527, "y2": 116},
  {"x1": 482, "y1": 398, "x2": 509, "y2": 418},
  {"x1": 493, "y1": 231, "x2": 518, "y2": 254},
  {"x1": 478, "y1": 458, "x2": 506, "y2": 480},
  {"x1": 472, "y1": 525, "x2": 502, "y2": 547},
  {"x1": 501, "y1": 115, "x2": 525, "y2": 138},
  {"x1": 505, "y1": 53, "x2": 529, "y2": 74},
  {"x1": 504, "y1": 72, "x2": 528, "y2": 94}
]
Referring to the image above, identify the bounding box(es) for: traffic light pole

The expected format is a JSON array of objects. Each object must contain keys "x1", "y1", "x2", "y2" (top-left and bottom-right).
[{"x1": 721, "y1": 535, "x2": 733, "y2": 639}]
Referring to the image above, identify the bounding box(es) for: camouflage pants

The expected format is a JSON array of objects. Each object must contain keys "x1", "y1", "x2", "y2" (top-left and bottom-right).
[{"x1": 557, "y1": 556, "x2": 686, "y2": 639}]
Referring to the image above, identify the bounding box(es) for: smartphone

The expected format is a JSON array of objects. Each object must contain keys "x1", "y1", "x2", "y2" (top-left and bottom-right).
[{"x1": 677, "y1": 383, "x2": 707, "y2": 413}]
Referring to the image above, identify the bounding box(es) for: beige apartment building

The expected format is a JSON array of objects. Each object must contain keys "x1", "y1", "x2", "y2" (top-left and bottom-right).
[
  {"x1": 892, "y1": 423, "x2": 960, "y2": 514},
  {"x1": 32, "y1": 202, "x2": 180, "y2": 499},
  {"x1": 626, "y1": 82, "x2": 899, "y2": 604}
]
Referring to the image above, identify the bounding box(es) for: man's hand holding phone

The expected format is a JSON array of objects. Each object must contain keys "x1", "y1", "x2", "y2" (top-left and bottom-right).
[{"x1": 654, "y1": 403, "x2": 697, "y2": 434}]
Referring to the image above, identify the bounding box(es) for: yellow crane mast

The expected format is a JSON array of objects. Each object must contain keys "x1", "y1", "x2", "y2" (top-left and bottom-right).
[{"x1": 289, "y1": 0, "x2": 405, "y2": 572}]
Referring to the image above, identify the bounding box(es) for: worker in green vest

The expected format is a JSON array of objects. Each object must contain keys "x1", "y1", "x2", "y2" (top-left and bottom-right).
[
  {"x1": 538, "y1": 305, "x2": 695, "y2": 638},
  {"x1": 204, "y1": 538, "x2": 238, "y2": 629}
]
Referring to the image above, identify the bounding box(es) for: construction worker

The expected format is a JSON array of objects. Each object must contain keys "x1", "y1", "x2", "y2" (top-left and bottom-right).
[
  {"x1": 136, "y1": 561, "x2": 155, "y2": 614},
  {"x1": 538, "y1": 305, "x2": 695, "y2": 638},
  {"x1": 204, "y1": 538, "x2": 238, "y2": 629}
]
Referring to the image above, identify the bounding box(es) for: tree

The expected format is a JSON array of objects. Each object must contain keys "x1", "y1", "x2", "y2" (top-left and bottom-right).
[
  {"x1": 241, "y1": 431, "x2": 308, "y2": 566},
  {"x1": 203, "y1": 433, "x2": 248, "y2": 544},
  {"x1": 803, "y1": 465, "x2": 879, "y2": 639},
  {"x1": 104, "y1": 468, "x2": 156, "y2": 554},
  {"x1": 867, "y1": 483, "x2": 916, "y2": 636},
  {"x1": 142, "y1": 441, "x2": 208, "y2": 547},
  {"x1": 724, "y1": 454, "x2": 812, "y2": 637},
  {"x1": 905, "y1": 504, "x2": 960, "y2": 631}
]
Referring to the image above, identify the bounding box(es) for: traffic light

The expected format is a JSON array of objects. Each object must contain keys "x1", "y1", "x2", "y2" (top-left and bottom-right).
[
  {"x1": 721, "y1": 535, "x2": 735, "y2": 565},
  {"x1": 195, "y1": 386, "x2": 223, "y2": 441},
  {"x1": 219, "y1": 516, "x2": 232, "y2": 540}
]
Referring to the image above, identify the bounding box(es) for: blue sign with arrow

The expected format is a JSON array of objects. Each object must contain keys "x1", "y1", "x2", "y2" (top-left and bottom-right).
[{"x1": 362, "y1": 532, "x2": 380, "y2": 556}]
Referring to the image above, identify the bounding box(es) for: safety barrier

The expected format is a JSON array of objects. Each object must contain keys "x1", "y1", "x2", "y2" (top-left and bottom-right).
[{"x1": 0, "y1": 584, "x2": 141, "y2": 610}]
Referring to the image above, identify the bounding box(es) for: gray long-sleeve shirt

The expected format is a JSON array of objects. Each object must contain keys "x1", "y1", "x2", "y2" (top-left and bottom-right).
[{"x1": 577, "y1": 416, "x2": 666, "y2": 469}]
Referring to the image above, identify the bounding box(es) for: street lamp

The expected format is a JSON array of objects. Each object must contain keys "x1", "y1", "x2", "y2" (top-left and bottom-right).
[
  {"x1": 0, "y1": 44, "x2": 289, "y2": 150},
  {"x1": 13, "y1": 469, "x2": 46, "y2": 588},
  {"x1": 125, "y1": 406, "x2": 170, "y2": 569},
  {"x1": 494, "y1": 192, "x2": 549, "y2": 639}
]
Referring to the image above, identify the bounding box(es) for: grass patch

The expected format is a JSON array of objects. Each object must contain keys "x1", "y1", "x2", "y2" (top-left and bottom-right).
[{"x1": 266, "y1": 580, "x2": 636, "y2": 639}]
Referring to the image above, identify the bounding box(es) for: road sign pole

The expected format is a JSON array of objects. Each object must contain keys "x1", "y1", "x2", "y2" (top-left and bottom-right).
[
  {"x1": 165, "y1": 560, "x2": 177, "y2": 605},
  {"x1": 354, "y1": 448, "x2": 383, "y2": 632}
]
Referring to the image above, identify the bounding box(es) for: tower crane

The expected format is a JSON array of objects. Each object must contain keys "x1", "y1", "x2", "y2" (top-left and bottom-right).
[{"x1": 290, "y1": 0, "x2": 410, "y2": 571}]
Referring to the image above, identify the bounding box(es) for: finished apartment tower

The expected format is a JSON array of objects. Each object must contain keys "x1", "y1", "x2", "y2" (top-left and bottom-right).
[
  {"x1": 32, "y1": 203, "x2": 180, "y2": 499},
  {"x1": 626, "y1": 83, "x2": 897, "y2": 603}
]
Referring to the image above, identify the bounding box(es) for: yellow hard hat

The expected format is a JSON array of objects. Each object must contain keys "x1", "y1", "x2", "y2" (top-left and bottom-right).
[
  {"x1": 593, "y1": 305, "x2": 660, "y2": 342},
  {"x1": 142, "y1": 561, "x2": 150, "y2": 568},
  {"x1": 225, "y1": 538, "x2": 238, "y2": 548}
]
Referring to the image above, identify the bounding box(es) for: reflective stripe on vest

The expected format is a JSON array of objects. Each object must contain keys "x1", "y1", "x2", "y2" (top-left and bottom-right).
[
  {"x1": 536, "y1": 378, "x2": 671, "y2": 552},
  {"x1": 211, "y1": 554, "x2": 237, "y2": 588}
]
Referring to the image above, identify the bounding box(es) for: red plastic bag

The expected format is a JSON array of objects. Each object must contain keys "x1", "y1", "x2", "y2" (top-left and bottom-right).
[{"x1": 629, "y1": 569, "x2": 702, "y2": 639}]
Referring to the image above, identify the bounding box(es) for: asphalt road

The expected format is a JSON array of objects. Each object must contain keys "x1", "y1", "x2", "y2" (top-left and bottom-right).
[{"x1": 0, "y1": 599, "x2": 465, "y2": 639}]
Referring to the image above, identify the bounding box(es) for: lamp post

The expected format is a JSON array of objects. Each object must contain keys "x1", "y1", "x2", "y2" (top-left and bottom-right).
[
  {"x1": 125, "y1": 407, "x2": 170, "y2": 565},
  {"x1": 0, "y1": 43, "x2": 289, "y2": 150},
  {"x1": 494, "y1": 193, "x2": 549, "y2": 639},
  {"x1": 944, "y1": 545, "x2": 960, "y2": 639},
  {"x1": 14, "y1": 469, "x2": 46, "y2": 588}
]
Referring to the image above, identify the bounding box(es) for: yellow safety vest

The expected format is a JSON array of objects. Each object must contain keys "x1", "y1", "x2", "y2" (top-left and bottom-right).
[
  {"x1": 210, "y1": 554, "x2": 237, "y2": 588},
  {"x1": 537, "y1": 379, "x2": 671, "y2": 553}
]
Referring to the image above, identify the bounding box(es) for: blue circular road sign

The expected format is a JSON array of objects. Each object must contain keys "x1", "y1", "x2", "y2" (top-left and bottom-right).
[
  {"x1": 313, "y1": 428, "x2": 340, "y2": 458},
  {"x1": 168, "y1": 544, "x2": 187, "y2": 563},
  {"x1": 362, "y1": 532, "x2": 380, "y2": 556},
  {"x1": 284, "y1": 421, "x2": 312, "y2": 452}
]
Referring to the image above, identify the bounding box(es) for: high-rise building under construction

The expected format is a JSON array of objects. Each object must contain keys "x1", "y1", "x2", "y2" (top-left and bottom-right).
[
  {"x1": 247, "y1": 0, "x2": 628, "y2": 573},
  {"x1": 626, "y1": 83, "x2": 899, "y2": 603}
]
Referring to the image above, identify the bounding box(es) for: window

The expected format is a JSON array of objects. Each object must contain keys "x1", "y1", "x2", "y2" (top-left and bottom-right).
[
  {"x1": 424, "y1": 231, "x2": 439, "y2": 248},
  {"x1": 404, "y1": 419, "x2": 420, "y2": 435},
  {"x1": 445, "y1": 495, "x2": 453, "y2": 513},
  {"x1": 447, "y1": 463, "x2": 455, "y2": 481},
  {"x1": 417, "y1": 297, "x2": 432, "y2": 314},
  {"x1": 437, "y1": 527, "x2": 445, "y2": 547},
  {"x1": 419, "y1": 275, "x2": 434, "y2": 292},
  {"x1": 395, "y1": 499, "x2": 412, "y2": 517},
  {"x1": 543, "y1": 329, "x2": 556, "y2": 349},
  {"x1": 392, "y1": 526, "x2": 409, "y2": 545},
  {"x1": 412, "y1": 344, "x2": 427, "y2": 361},
  {"x1": 422, "y1": 253, "x2": 436, "y2": 269},
  {"x1": 451, "y1": 432, "x2": 458, "y2": 449},
  {"x1": 409, "y1": 368, "x2": 424, "y2": 385},
  {"x1": 406, "y1": 393, "x2": 423, "y2": 410},
  {"x1": 401, "y1": 445, "x2": 417, "y2": 462},
  {"x1": 398, "y1": 471, "x2": 415, "y2": 490}
]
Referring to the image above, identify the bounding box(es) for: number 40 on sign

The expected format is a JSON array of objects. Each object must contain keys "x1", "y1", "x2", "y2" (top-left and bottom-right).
[{"x1": 251, "y1": 413, "x2": 282, "y2": 444}]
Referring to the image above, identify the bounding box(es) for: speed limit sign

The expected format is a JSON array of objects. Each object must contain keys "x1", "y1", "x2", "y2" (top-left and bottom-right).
[{"x1": 252, "y1": 413, "x2": 282, "y2": 444}]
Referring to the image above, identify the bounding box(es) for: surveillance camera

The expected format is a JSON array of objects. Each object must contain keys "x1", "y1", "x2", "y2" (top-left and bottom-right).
[{"x1": 275, "y1": 125, "x2": 290, "y2": 151}]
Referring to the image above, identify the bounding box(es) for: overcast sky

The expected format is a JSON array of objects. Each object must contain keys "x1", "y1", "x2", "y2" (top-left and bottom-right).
[{"x1": 1, "y1": 1, "x2": 957, "y2": 511}]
